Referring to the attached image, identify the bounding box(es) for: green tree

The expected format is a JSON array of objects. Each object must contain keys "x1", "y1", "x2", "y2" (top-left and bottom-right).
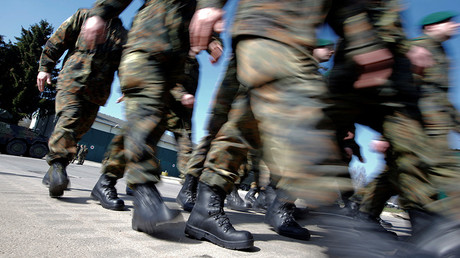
[
  {"x1": 0, "y1": 20, "x2": 55, "y2": 124},
  {"x1": 0, "y1": 36, "x2": 20, "y2": 122}
]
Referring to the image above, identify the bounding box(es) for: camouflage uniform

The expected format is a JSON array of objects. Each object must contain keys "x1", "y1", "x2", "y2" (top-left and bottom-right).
[
  {"x1": 329, "y1": 0, "x2": 442, "y2": 216},
  {"x1": 89, "y1": 0, "x2": 196, "y2": 185},
  {"x1": 196, "y1": 0, "x2": 389, "y2": 205},
  {"x1": 100, "y1": 56, "x2": 198, "y2": 180},
  {"x1": 38, "y1": 9, "x2": 127, "y2": 165},
  {"x1": 360, "y1": 32, "x2": 460, "y2": 220}
]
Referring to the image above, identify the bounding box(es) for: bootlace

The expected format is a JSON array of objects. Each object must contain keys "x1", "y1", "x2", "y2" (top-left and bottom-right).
[
  {"x1": 209, "y1": 195, "x2": 233, "y2": 232},
  {"x1": 101, "y1": 178, "x2": 119, "y2": 199},
  {"x1": 106, "y1": 186, "x2": 118, "y2": 199},
  {"x1": 279, "y1": 203, "x2": 296, "y2": 226}
]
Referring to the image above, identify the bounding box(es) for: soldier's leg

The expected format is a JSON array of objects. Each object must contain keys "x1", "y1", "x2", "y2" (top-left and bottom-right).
[
  {"x1": 226, "y1": 155, "x2": 249, "y2": 211},
  {"x1": 91, "y1": 134, "x2": 126, "y2": 210},
  {"x1": 119, "y1": 50, "x2": 180, "y2": 233},
  {"x1": 45, "y1": 90, "x2": 99, "y2": 197},
  {"x1": 238, "y1": 38, "x2": 351, "y2": 206},
  {"x1": 185, "y1": 91, "x2": 256, "y2": 249},
  {"x1": 167, "y1": 107, "x2": 193, "y2": 178},
  {"x1": 177, "y1": 58, "x2": 240, "y2": 211},
  {"x1": 185, "y1": 58, "x2": 239, "y2": 178},
  {"x1": 187, "y1": 38, "x2": 346, "y2": 247}
]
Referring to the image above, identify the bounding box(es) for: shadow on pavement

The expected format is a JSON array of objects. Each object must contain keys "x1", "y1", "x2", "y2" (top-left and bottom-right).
[
  {"x1": 56, "y1": 196, "x2": 92, "y2": 204},
  {"x1": 0, "y1": 171, "x2": 42, "y2": 179}
]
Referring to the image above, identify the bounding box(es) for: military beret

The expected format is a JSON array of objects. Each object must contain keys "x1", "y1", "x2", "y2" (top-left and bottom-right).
[
  {"x1": 420, "y1": 11, "x2": 457, "y2": 27},
  {"x1": 316, "y1": 38, "x2": 335, "y2": 47}
]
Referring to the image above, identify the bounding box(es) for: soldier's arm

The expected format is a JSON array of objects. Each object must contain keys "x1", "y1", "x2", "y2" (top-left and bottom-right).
[
  {"x1": 38, "y1": 9, "x2": 87, "y2": 73},
  {"x1": 89, "y1": 0, "x2": 132, "y2": 21},
  {"x1": 190, "y1": 0, "x2": 228, "y2": 54},
  {"x1": 375, "y1": 0, "x2": 434, "y2": 70},
  {"x1": 82, "y1": 0, "x2": 132, "y2": 48},
  {"x1": 374, "y1": 0, "x2": 411, "y2": 56},
  {"x1": 328, "y1": 0, "x2": 393, "y2": 88}
]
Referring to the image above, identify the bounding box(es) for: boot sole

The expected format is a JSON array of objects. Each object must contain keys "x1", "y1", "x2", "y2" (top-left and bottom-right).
[
  {"x1": 185, "y1": 224, "x2": 254, "y2": 250},
  {"x1": 90, "y1": 192, "x2": 125, "y2": 211}
]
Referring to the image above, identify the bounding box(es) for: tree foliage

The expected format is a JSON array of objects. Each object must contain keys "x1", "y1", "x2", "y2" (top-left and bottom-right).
[{"x1": 0, "y1": 20, "x2": 57, "y2": 124}]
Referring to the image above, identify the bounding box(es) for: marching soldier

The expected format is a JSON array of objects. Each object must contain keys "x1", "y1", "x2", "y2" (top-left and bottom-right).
[{"x1": 37, "y1": 9, "x2": 127, "y2": 198}]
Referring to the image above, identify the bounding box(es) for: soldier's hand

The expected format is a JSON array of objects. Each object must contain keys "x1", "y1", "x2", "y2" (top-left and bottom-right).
[
  {"x1": 181, "y1": 94, "x2": 195, "y2": 108},
  {"x1": 406, "y1": 46, "x2": 433, "y2": 75},
  {"x1": 189, "y1": 8, "x2": 224, "y2": 55},
  {"x1": 370, "y1": 140, "x2": 390, "y2": 154},
  {"x1": 36, "y1": 72, "x2": 51, "y2": 92},
  {"x1": 81, "y1": 16, "x2": 107, "y2": 49},
  {"x1": 353, "y1": 48, "x2": 394, "y2": 89}
]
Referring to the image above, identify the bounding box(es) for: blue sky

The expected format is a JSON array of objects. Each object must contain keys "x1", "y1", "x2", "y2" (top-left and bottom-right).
[{"x1": 1, "y1": 0, "x2": 458, "y2": 180}]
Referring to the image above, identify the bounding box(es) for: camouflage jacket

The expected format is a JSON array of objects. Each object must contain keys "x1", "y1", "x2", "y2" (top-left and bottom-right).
[
  {"x1": 89, "y1": 0, "x2": 196, "y2": 55},
  {"x1": 411, "y1": 35, "x2": 450, "y2": 91},
  {"x1": 197, "y1": 0, "x2": 383, "y2": 57},
  {"x1": 411, "y1": 35, "x2": 460, "y2": 132},
  {"x1": 365, "y1": 0, "x2": 411, "y2": 56},
  {"x1": 38, "y1": 9, "x2": 127, "y2": 106}
]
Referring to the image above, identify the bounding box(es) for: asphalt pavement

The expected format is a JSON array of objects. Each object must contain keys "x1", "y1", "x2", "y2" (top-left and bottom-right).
[{"x1": 0, "y1": 154, "x2": 412, "y2": 257}]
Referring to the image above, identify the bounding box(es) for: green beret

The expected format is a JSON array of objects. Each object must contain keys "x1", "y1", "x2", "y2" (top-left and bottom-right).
[
  {"x1": 420, "y1": 11, "x2": 457, "y2": 27},
  {"x1": 316, "y1": 38, "x2": 335, "y2": 47}
]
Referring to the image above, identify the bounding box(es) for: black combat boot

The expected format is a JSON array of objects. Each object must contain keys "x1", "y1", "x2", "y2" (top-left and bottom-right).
[
  {"x1": 132, "y1": 182, "x2": 181, "y2": 234},
  {"x1": 265, "y1": 193, "x2": 310, "y2": 241},
  {"x1": 42, "y1": 167, "x2": 71, "y2": 190},
  {"x1": 91, "y1": 174, "x2": 125, "y2": 211},
  {"x1": 46, "y1": 159, "x2": 70, "y2": 198},
  {"x1": 185, "y1": 182, "x2": 254, "y2": 250},
  {"x1": 176, "y1": 174, "x2": 198, "y2": 212},
  {"x1": 244, "y1": 187, "x2": 258, "y2": 208},
  {"x1": 226, "y1": 185, "x2": 247, "y2": 211},
  {"x1": 252, "y1": 185, "x2": 276, "y2": 213}
]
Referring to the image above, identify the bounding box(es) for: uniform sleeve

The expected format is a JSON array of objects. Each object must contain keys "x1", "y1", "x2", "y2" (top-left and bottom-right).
[
  {"x1": 327, "y1": 0, "x2": 384, "y2": 57},
  {"x1": 38, "y1": 9, "x2": 87, "y2": 73},
  {"x1": 197, "y1": 0, "x2": 227, "y2": 10},
  {"x1": 373, "y1": 0, "x2": 411, "y2": 55},
  {"x1": 89, "y1": 0, "x2": 132, "y2": 20}
]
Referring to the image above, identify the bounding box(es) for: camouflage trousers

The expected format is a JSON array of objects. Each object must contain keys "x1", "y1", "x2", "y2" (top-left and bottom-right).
[
  {"x1": 46, "y1": 89, "x2": 99, "y2": 165},
  {"x1": 200, "y1": 38, "x2": 352, "y2": 205},
  {"x1": 100, "y1": 108, "x2": 193, "y2": 180},
  {"x1": 186, "y1": 58, "x2": 241, "y2": 178},
  {"x1": 115, "y1": 50, "x2": 191, "y2": 185}
]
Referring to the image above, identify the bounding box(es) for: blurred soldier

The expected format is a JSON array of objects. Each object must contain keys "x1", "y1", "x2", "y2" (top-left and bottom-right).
[
  {"x1": 184, "y1": 0, "x2": 398, "y2": 250},
  {"x1": 81, "y1": 0, "x2": 200, "y2": 234},
  {"x1": 358, "y1": 11, "x2": 460, "y2": 240},
  {"x1": 37, "y1": 9, "x2": 127, "y2": 198},
  {"x1": 313, "y1": 38, "x2": 335, "y2": 64}
]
